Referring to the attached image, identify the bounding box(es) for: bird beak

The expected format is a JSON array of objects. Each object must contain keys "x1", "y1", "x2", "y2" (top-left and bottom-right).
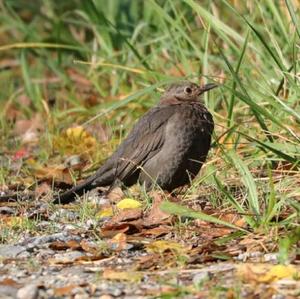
[{"x1": 199, "y1": 83, "x2": 218, "y2": 95}]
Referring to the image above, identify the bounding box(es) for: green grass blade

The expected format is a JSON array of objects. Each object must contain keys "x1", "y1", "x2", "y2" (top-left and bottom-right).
[{"x1": 160, "y1": 201, "x2": 248, "y2": 232}]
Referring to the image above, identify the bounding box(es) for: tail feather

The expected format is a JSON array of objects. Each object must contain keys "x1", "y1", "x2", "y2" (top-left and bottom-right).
[
  {"x1": 52, "y1": 167, "x2": 116, "y2": 204},
  {"x1": 52, "y1": 176, "x2": 96, "y2": 204}
]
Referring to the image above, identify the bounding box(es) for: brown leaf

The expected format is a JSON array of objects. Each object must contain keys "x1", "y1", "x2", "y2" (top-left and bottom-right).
[
  {"x1": 107, "y1": 187, "x2": 124, "y2": 203},
  {"x1": 107, "y1": 232, "x2": 128, "y2": 251},
  {"x1": 142, "y1": 192, "x2": 172, "y2": 227},
  {"x1": 80, "y1": 240, "x2": 99, "y2": 255},
  {"x1": 111, "y1": 208, "x2": 142, "y2": 223},
  {"x1": 35, "y1": 182, "x2": 52, "y2": 198},
  {"x1": 0, "y1": 278, "x2": 22, "y2": 288},
  {"x1": 139, "y1": 225, "x2": 171, "y2": 237},
  {"x1": 49, "y1": 240, "x2": 81, "y2": 251},
  {"x1": 136, "y1": 254, "x2": 161, "y2": 270},
  {"x1": 75, "y1": 255, "x2": 106, "y2": 263},
  {"x1": 33, "y1": 164, "x2": 73, "y2": 185},
  {"x1": 100, "y1": 222, "x2": 142, "y2": 238},
  {"x1": 54, "y1": 284, "x2": 78, "y2": 296}
]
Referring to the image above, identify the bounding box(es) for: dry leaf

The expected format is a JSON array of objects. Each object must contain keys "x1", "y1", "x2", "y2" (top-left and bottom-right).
[
  {"x1": 111, "y1": 208, "x2": 142, "y2": 223},
  {"x1": 33, "y1": 164, "x2": 73, "y2": 185},
  {"x1": 102, "y1": 269, "x2": 142, "y2": 282},
  {"x1": 80, "y1": 240, "x2": 99, "y2": 255},
  {"x1": 146, "y1": 240, "x2": 186, "y2": 255},
  {"x1": 107, "y1": 232, "x2": 128, "y2": 251},
  {"x1": 35, "y1": 182, "x2": 52, "y2": 198},
  {"x1": 0, "y1": 278, "x2": 22, "y2": 288},
  {"x1": 49, "y1": 240, "x2": 81, "y2": 251},
  {"x1": 100, "y1": 223, "x2": 141, "y2": 238},
  {"x1": 107, "y1": 187, "x2": 124, "y2": 203},
  {"x1": 238, "y1": 264, "x2": 299, "y2": 283},
  {"x1": 143, "y1": 192, "x2": 171, "y2": 227},
  {"x1": 54, "y1": 284, "x2": 78, "y2": 296},
  {"x1": 139, "y1": 225, "x2": 171, "y2": 237}
]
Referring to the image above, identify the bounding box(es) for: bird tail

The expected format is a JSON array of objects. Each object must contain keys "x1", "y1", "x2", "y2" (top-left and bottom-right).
[{"x1": 52, "y1": 175, "x2": 96, "y2": 205}]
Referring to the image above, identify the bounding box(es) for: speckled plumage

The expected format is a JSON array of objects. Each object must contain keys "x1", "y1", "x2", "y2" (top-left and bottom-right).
[{"x1": 54, "y1": 81, "x2": 217, "y2": 204}]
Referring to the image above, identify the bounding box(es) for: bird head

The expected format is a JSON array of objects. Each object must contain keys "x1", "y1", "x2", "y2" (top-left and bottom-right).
[{"x1": 161, "y1": 81, "x2": 218, "y2": 103}]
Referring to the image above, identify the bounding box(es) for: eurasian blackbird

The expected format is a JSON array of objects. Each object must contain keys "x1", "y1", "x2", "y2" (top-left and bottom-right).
[{"x1": 54, "y1": 81, "x2": 217, "y2": 204}]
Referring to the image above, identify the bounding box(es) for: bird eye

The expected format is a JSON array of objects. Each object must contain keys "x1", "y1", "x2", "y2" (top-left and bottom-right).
[{"x1": 184, "y1": 87, "x2": 192, "y2": 94}]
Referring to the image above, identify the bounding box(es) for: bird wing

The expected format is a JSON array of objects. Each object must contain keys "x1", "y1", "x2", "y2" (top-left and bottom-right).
[{"x1": 92, "y1": 104, "x2": 179, "y2": 185}]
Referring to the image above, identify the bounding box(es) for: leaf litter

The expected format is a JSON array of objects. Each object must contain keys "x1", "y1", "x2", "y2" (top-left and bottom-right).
[{"x1": 1, "y1": 187, "x2": 299, "y2": 298}]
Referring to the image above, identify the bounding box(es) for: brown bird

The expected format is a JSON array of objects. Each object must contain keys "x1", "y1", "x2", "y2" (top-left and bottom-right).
[{"x1": 53, "y1": 81, "x2": 217, "y2": 204}]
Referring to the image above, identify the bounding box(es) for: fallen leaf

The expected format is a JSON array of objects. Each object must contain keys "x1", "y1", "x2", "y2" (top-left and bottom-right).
[
  {"x1": 53, "y1": 126, "x2": 98, "y2": 157},
  {"x1": 238, "y1": 264, "x2": 299, "y2": 283},
  {"x1": 33, "y1": 164, "x2": 73, "y2": 185},
  {"x1": 107, "y1": 232, "x2": 128, "y2": 251},
  {"x1": 54, "y1": 284, "x2": 78, "y2": 296},
  {"x1": 35, "y1": 182, "x2": 52, "y2": 198},
  {"x1": 80, "y1": 240, "x2": 100, "y2": 255},
  {"x1": 102, "y1": 269, "x2": 142, "y2": 282},
  {"x1": 139, "y1": 225, "x2": 171, "y2": 237},
  {"x1": 116, "y1": 198, "x2": 142, "y2": 210},
  {"x1": 260, "y1": 265, "x2": 299, "y2": 282},
  {"x1": 136, "y1": 254, "x2": 161, "y2": 270},
  {"x1": 146, "y1": 240, "x2": 187, "y2": 255},
  {"x1": 97, "y1": 207, "x2": 114, "y2": 219},
  {"x1": 49, "y1": 240, "x2": 81, "y2": 251},
  {"x1": 0, "y1": 278, "x2": 22, "y2": 288},
  {"x1": 142, "y1": 192, "x2": 171, "y2": 227},
  {"x1": 111, "y1": 208, "x2": 142, "y2": 223},
  {"x1": 107, "y1": 187, "x2": 124, "y2": 203},
  {"x1": 100, "y1": 223, "x2": 142, "y2": 238}
]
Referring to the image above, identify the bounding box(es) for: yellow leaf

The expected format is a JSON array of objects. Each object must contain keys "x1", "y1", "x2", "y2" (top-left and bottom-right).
[
  {"x1": 146, "y1": 240, "x2": 186, "y2": 254},
  {"x1": 116, "y1": 198, "x2": 142, "y2": 210},
  {"x1": 96, "y1": 207, "x2": 113, "y2": 219},
  {"x1": 54, "y1": 126, "x2": 98, "y2": 156},
  {"x1": 102, "y1": 269, "x2": 142, "y2": 282},
  {"x1": 260, "y1": 265, "x2": 298, "y2": 282},
  {"x1": 238, "y1": 264, "x2": 299, "y2": 283},
  {"x1": 66, "y1": 126, "x2": 87, "y2": 139}
]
